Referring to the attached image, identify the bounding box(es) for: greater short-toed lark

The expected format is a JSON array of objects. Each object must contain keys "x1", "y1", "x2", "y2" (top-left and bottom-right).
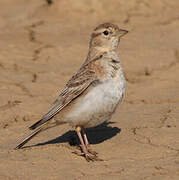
[{"x1": 15, "y1": 23, "x2": 128, "y2": 161}]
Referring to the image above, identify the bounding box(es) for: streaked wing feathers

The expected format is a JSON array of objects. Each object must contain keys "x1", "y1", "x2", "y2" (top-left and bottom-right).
[{"x1": 29, "y1": 62, "x2": 97, "y2": 130}]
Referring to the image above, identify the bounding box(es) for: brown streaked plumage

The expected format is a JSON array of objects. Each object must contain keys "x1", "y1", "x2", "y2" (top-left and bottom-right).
[
  {"x1": 15, "y1": 23, "x2": 128, "y2": 161},
  {"x1": 94, "y1": 22, "x2": 119, "y2": 31}
]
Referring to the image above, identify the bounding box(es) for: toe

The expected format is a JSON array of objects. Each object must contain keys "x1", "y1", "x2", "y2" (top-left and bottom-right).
[
  {"x1": 88, "y1": 149, "x2": 98, "y2": 156},
  {"x1": 85, "y1": 153, "x2": 103, "y2": 162}
]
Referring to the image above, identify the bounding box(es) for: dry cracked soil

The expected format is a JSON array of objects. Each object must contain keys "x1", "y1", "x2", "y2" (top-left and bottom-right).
[{"x1": 0, "y1": 0, "x2": 179, "y2": 179}]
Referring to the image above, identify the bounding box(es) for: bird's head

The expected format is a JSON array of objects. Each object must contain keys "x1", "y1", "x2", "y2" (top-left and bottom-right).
[{"x1": 90, "y1": 23, "x2": 128, "y2": 51}]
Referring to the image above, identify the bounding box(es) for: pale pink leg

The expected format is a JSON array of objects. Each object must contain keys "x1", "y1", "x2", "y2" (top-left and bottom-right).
[
  {"x1": 75, "y1": 126, "x2": 97, "y2": 161},
  {"x1": 76, "y1": 127, "x2": 88, "y2": 154},
  {"x1": 82, "y1": 128, "x2": 89, "y2": 146},
  {"x1": 82, "y1": 128, "x2": 98, "y2": 156}
]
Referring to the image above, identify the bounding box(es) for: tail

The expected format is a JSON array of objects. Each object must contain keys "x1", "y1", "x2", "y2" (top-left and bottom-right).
[
  {"x1": 14, "y1": 127, "x2": 43, "y2": 150},
  {"x1": 29, "y1": 119, "x2": 44, "y2": 130}
]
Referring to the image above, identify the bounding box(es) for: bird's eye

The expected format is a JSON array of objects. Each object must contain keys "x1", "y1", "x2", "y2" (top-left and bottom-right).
[{"x1": 103, "y1": 30, "x2": 109, "y2": 36}]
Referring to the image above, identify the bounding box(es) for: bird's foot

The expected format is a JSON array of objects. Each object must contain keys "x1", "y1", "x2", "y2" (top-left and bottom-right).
[
  {"x1": 86, "y1": 145, "x2": 98, "y2": 156},
  {"x1": 84, "y1": 153, "x2": 102, "y2": 162},
  {"x1": 72, "y1": 150, "x2": 102, "y2": 162}
]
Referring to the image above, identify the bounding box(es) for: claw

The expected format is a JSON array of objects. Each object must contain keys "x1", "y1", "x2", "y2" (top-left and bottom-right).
[
  {"x1": 72, "y1": 149, "x2": 103, "y2": 162},
  {"x1": 85, "y1": 153, "x2": 94, "y2": 162},
  {"x1": 86, "y1": 146, "x2": 98, "y2": 156}
]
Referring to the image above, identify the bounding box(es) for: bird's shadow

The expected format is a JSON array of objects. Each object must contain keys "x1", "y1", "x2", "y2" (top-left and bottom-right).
[{"x1": 25, "y1": 122, "x2": 121, "y2": 148}]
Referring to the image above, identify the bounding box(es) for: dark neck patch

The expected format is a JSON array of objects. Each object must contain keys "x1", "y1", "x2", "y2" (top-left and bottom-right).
[{"x1": 111, "y1": 58, "x2": 120, "y2": 63}]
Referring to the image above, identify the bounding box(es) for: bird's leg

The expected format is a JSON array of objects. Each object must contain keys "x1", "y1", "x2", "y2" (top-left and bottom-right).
[
  {"x1": 76, "y1": 126, "x2": 88, "y2": 154},
  {"x1": 74, "y1": 126, "x2": 98, "y2": 161},
  {"x1": 81, "y1": 127, "x2": 98, "y2": 156}
]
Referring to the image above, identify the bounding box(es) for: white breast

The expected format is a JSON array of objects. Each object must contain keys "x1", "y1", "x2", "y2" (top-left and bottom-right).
[{"x1": 65, "y1": 72, "x2": 126, "y2": 128}]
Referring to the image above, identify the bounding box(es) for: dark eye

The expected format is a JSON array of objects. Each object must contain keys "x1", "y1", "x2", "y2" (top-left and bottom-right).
[{"x1": 103, "y1": 30, "x2": 109, "y2": 36}]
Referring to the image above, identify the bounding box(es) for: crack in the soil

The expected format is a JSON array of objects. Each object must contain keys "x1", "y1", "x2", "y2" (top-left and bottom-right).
[
  {"x1": 1, "y1": 62, "x2": 39, "y2": 84},
  {"x1": 26, "y1": 21, "x2": 44, "y2": 44},
  {"x1": 1, "y1": 114, "x2": 38, "y2": 129},
  {"x1": 26, "y1": 21, "x2": 54, "y2": 61},
  {"x1": 15, "y1": 83, "x2": 33, "y2": 97},
  {"x1": 123, "y1": 0, "x2": 179, "y2": 26},
  {"x1": 131, "y1": 127, "x2": 179, "y2": 153},
  {"x1": 32, "y1": 73, "x2": 37, "y2": 83},
  {"x1": 32, "y1": 44, "x2": 54, "y2": 61},
  {"x1": 159, "y1": 108, "x2": 172, "y2": 128},
  {"x1": 0, "y1": 100, "x2": 22, "y2": 112},
  {"x1": 126, "y1": 49, "x2": 179, "y2": 85},
  {"x1": 0, "y1": 80, "x2": 36, "y2": 97}
]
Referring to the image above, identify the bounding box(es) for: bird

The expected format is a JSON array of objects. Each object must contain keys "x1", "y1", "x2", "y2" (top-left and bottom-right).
[{"x1": 15, "y1": 23, "x2": 128, "y2": 161}]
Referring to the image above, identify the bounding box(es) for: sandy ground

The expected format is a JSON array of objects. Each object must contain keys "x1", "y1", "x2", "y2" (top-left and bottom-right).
[{"x1": 0, "y1": 0, "x2": 179, "y2": 179}]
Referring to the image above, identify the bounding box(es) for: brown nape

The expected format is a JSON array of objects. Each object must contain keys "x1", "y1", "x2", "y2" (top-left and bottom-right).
[{"x1": 94, "y1": 22, "x2": 119, "y2": 31}]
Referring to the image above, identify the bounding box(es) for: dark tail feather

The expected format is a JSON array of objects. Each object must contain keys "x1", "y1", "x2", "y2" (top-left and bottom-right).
[
  {"x1": 29, "y1": 119, "x2": 44, "y2": 130},
  {"x1": 14, "y1": 127, "x2": 43, "y2": 150}
]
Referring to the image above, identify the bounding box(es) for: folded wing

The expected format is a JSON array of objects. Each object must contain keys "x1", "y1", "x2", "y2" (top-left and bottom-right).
[{"x1": 29, "y1": 59, "x2": 99, "y2": 130}]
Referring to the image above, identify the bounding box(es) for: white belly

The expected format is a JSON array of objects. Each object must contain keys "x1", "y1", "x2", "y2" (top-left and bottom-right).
[{"x1": 64, "y1": 76, "x2": 125, "y2": 128}]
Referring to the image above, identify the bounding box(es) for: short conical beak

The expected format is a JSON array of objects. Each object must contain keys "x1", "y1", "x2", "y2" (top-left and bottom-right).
[{"x1": 118, "y1": 29, "x2": 128, "y2": 38}]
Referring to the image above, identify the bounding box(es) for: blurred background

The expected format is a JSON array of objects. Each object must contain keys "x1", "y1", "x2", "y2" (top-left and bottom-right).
[{"x1": 0, "y1": 0, "x2": 179, "y2": 179}]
